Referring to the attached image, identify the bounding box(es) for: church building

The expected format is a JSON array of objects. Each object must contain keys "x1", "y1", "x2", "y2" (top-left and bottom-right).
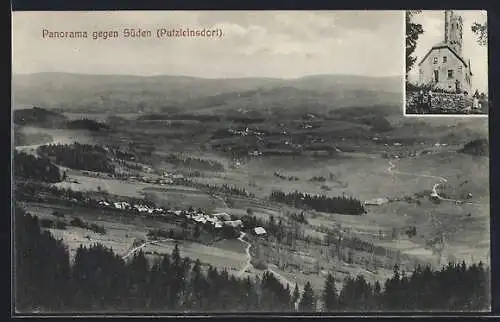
[{"x1": 418, "y1": 10, "x2": 473, "y2": 94}]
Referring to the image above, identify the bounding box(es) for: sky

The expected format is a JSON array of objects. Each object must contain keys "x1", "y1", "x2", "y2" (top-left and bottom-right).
[
  {"x1": 407, "y1": 10, "x2": 488, "y2": 93},
  {"x1": 12, "y1": 11, "x2": 404, "y2": 79}
]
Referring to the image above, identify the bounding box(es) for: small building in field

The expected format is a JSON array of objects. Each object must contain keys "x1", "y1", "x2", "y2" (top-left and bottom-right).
[
  {"x1": 363, "y1": 198, "x2": 389, "y2": 206},
  {"x1": 212, "y1": 212, "x2": 232, "y2": 221},
  {"x1": 224, "y1": 220, "x2": 243, "y2": 228},
  {"x1": 254, "y1": 227, "x2": 266, "y2": 236}
]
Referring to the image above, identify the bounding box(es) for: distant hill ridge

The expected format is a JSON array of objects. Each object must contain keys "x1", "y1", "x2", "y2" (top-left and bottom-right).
[
  {"x1": 13, "y1": 72, "x2": 403, "y2": 114},
  {"x1": 14, "y1": 107, "x2": 109, "y2": 131}
]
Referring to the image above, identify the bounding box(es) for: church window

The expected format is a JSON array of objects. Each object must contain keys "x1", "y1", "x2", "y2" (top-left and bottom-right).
[
  {"x1": 433, "y1": 57, "x2": 438, "y2": 64},
  {"x1": 458, "y1": 65, "x2": 462, "y2": 72},
  {"x1": 448, "y1": 70, "x2": 454, "y2": 79},
  {"x1": 443, "y1": 56, "x2": 447, "y2": 63}
]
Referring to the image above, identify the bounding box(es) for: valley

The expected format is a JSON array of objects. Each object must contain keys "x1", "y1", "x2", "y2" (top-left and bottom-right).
[{"x1": 12, "y1": 72, "x2": 490, "y2": 311}]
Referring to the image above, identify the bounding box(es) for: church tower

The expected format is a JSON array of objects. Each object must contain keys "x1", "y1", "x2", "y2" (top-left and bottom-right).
[{"x1": 444, "y1": 10, "x2": 463, "y2": 56}]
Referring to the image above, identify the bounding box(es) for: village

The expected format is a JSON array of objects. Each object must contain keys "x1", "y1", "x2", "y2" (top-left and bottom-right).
[{"x1": 96, "y1": 198, "x2": 267, "y2": 236}]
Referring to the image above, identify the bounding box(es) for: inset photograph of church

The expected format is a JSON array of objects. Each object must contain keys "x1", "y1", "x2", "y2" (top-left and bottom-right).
[{"x1": 405, "y1": 10, "x2": 488, "y2": 116}]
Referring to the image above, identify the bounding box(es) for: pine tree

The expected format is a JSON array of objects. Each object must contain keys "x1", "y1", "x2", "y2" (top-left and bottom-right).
[
  {"x1": 188, "y1": 259, "x2": 204, "y2": 310},
  {"x1": 322, "y1": 273, "x2": 338, "y2": 311},
  {"x1": 373, "y1": 280, "x2": 382, "y2": 310},
  {"x1": 298, "y1": 282, "x2": 315, "y2": 312},
  {"x1": 292, "y1": 283, "x2": 300, "y2": 310},
  {"x1": 126, "y1": 250, "x2": 150, "y2": 309},
  {"x1": 170, "y1": 243, "x2": 183, "y2": 309}
]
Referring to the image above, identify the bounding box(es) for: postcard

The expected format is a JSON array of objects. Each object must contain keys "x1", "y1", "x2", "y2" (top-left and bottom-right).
[{"x1": 12, "y1": 10, "x2": 490, "y2": 314}]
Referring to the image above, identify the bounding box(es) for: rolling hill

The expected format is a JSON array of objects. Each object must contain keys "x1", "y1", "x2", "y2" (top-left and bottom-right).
[{"x1": 12, "y1": 73, "x2": 403, "y2": 114}]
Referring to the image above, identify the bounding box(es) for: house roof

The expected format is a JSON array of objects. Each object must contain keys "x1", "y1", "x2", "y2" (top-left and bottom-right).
[
  {"x1": 254, "y1": 227, "x2": 266, "y2": 235},
  {"x1": 418, "y1": 44, "x2": 473, "y2": 76}
]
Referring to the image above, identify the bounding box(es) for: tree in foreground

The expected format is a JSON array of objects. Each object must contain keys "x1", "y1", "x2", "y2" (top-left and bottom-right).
[
  {"x1": 322, "y1": 273, "x2": 338, "y2": 311},
  {"x1": 298, "y1": 282, "x2": 315, "y2": 312}
]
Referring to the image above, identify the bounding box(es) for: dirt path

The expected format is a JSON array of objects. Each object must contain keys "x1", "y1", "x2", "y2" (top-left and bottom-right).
[
  {"x1": 387, "y1": 160, "x2": 480, "y2": 205},
  {"x1": 237, "y1": 232, "x2": 301, "y2": 309},
  {"x1": 237, "y1": 232, "x2": 253, "y2": 276},
  {"x1": 122, "y1": 238, "x2": 172, "y2": 260}
]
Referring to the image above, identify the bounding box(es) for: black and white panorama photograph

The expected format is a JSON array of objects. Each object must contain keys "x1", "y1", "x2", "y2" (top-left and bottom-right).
[
  {"x1": 405, "y1": 10, "x2": 489, "y2": 116},
  {"x1": 12, "y1": 11, "x2": 490, "y2": 314}
]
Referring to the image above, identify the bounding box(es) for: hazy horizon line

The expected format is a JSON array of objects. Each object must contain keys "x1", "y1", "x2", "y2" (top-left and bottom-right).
[{"x1": 11, "y1": 71, "x2": 403, "y2": 80}]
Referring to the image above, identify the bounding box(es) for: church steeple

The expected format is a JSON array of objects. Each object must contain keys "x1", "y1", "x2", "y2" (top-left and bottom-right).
[
  {"x1": 444, "y1": 10, "x2": 463, "y2": 57},
  {"x1": 444, "y1": 11, "x2": 450, "y2": 43}
]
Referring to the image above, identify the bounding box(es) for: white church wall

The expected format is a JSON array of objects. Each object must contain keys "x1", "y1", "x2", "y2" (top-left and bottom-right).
[{"x1": 419, "y1": 47, "x2": 471, "y2": 93}]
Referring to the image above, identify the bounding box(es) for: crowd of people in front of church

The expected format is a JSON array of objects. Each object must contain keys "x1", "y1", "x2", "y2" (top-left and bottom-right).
[{"x1": 410, "y1": 89, "x2": 484, "y2": 115}]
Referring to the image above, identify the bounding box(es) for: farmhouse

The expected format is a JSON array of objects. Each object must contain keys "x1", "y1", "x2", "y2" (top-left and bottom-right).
[
  {"x1": 224, "y1": 220, "x2": 243, "y2": 228},
  {"x1": 254, "y1": 227, "x2": 266, "y2": 236},
  {"x1": 113, "y1": 202, "x2": 130, "y2": 210},
  {"x1": 418, "y1": 10, "x2": 473, "y2": 93},
  {"x1": 364, "y1": 198, "x2": 389, "y2": 206},
  {"x1": 212, "y1": 212, "x2": 231, "y2": 221},
  {"x1": 248, "y1": 150, "x2": 262, "y2": 157}
]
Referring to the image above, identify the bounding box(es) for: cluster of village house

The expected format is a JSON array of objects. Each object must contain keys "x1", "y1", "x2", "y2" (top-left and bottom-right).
[{"x1": 96, "y1": 200, "x2": 267, "y2": 235}]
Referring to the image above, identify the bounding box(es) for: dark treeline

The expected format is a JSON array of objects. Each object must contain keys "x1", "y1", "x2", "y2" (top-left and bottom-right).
[
  {"x1": 65, "y1": 119, "x2": 110, "y2": 132},
  {"x1": 13, "y1": 106, "x2": 67, "y2": 127},
  {"x1": 168, "y1": 114, "x2": 222, "y2": 122},
  {"x1": 69, "y1": 217, "x2": 107, "y2": 234},
  {"x1": 14, "y1": 151, "x2": 62, "y2": 183},
  {"x1": 16, "y1": 210, "x2": 490, "y2": 313},
  {"x1": 459, "y1": 138, "x2": 489, "y2": 157},
  {"x1": 177, "y1": 179, "x2": 254, "y2": 198},
  {"x1": 15, "y1": 181, "x2": 86, "y2": 203},
  {"x1": 114, "y1": 149, "x2": 136, "y2": 161},
  {"x1": 37, "y1": 143, "x2": 115, "y2": 173},
  {"x1": 322, "y1": 262, "x2": 489, "y2": 311},
  {"x1": 16, "y1": 211, "x2": 292, "y2": 313},
  {"x1": 147, "y1": 219, "x2": 240, "y2": 243},
  {"x1": 270, "y1": 191, "x2": 366, "y2": 215},
  {"x1": 165, "y1": 154, "x2": 225, "y2": 172}
]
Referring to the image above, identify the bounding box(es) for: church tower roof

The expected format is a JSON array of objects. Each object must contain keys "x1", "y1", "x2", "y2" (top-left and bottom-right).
[{"x1": 418, "y1": 10, "x2": 469, "y2": 68}]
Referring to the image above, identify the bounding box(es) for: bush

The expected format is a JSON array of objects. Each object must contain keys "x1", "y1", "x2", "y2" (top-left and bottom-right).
[
  {"x1": 54, "y1": 220, "x2": 67, "y2": 230},
  {"x1": 40, "y1": 218, "x2": 54, "y2": 228},
  {"x1": 89, "y1": 223, "x2": 106, "y2": 234},
  {"x1": 70, "y1": 217, "x2": 86, "y2": 228},
  {"x1": 252, "y1": 260, "x2": 268, "y2": 270},
  {"x1": 52, "y1": 211, "x2": 65, "y2": 218},
  {"x1": 147, "y1": 229, "x2": 171, "y2": 239}
]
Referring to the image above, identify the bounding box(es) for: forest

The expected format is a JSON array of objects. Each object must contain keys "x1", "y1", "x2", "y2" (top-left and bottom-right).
[
  {"x1": 65, "y1": 119, "x2": 110, "y2": 132},
  {"x1": 270, "y1": 190, "x2": 366, "y2": 215},
  {"x1": 37, "y1": 143, "x2": 115, "y2": 173},
  {"x1": 459, "y1": 138, "x2": 489, "y2": 157},
  {"x1": 14, "y1": 151, "x2": 62, "y2": 183},
  {"x1": 15, "y1": 210, "x2": 490, "y2": 313},
  {"x1": 164, "y1": 154, "x2": 225, "y2": 172}
]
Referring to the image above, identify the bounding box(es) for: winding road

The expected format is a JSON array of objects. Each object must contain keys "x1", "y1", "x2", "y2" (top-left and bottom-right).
[
  {"x1": 386, "y1": 160, "x2": 480, "y2": 205},
  {"x1": 237, "y1": 232, "x2": 301, "y2": 309}
]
